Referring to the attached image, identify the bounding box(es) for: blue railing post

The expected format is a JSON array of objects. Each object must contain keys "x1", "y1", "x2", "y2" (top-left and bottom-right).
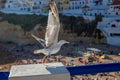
[
  {"x1": 0, "y1": 71, "x2": 10, "y2": 80},
  {"x1": 0, "y1": 63, "x2": 120, "y2": 80},
  {"x1": 66, "y1": 63, "x2": 120, "y2": 76}
]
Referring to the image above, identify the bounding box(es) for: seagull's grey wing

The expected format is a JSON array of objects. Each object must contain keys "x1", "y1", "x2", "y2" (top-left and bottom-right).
[
  {"x1": 45, "y1": 3, "x2": 60, "y2": 47},
  {"x1": 31, "y1": 34, "x2": 46, "y2": 47}
]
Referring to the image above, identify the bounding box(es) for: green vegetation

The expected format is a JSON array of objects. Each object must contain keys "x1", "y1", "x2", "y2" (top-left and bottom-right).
[
  {"x1": 2, "y1": 13, "x2": 48, "y2": 31},
  {"x1": 60, "y1": 15, "x2": 102, "y2": 38},
  {"x1": 0, "y1": 13, "x2": 103, "y2": 39}
]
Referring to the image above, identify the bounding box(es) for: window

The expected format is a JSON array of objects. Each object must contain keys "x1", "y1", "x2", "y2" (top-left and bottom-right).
[
  {"x1": 9, "y1": 1, "x2": 13, "y2": 3},
  {"x1": 111, "y1": 24, "x2": 116, "y2": 27},
  {"x1": 95, "y1": 13, "x2": 97, "y2": 16},
  {"x1": 69, "y1": 7, "x2": 71, "y2": 9},
  {"x1": 28, "y1": 8, "x2": 30, "y2": 11},
  {"x1": 61, "y1": 7, "x2": 63, "y2": 10},
  {"x1": 90, "y1": 13, "x2": 92, "y2": 16},
  {"x1": 83, "y1": 2, "x2": 84, "y2": 4},
  {"x1": 66, "y1": 1, "x2": 69, "y2": 4},
  {"x1": 75, "y1": 2, "x2": 77, "y2": 4},
  {"x1": 84, "y1": 13, "x2": 86, "y2": 15},
  {"x1": 58, "y1": 2, "x2": 60, "y2": 4},
  {"x1": 39, "y1": 2, "x2": 41, "y2": 4},
  {"x1": 21, "y1": 8, "x2": 23, "y2": 10},
  {"x1": 72, "y1": 2, "x2": 74, "y2": 5},
  {"x1": 110, "y1": 33, "x2": 120, "y2": 36},
  {"x1": 116, "y1": 12, "x2": 118, "y2": 15},
  {"x1": 86, "y1": 1, "x2": 88, "y2": 4},
  {"x1": 8, "y1": 5, "x2": 10, "y2": 8}
]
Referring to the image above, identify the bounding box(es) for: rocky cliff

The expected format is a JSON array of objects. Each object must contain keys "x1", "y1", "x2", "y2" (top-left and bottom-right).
[
  {"x1": 0, "y1": 21, "x2": 105, "y2": 44},
  {"x1": 0, "y1": 21, "x2": 77, "y2": 44},
  {"x1": 0, "y1": 21, "x2": 39, "y2": 44},
  {"x1": 0, "y1": 14, "x2": 105, "y2": 44}
]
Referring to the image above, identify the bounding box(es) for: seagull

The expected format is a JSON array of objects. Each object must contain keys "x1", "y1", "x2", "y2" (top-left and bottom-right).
[{"x1": 31, "y1": 2, "x2": 69, "y2": 61}]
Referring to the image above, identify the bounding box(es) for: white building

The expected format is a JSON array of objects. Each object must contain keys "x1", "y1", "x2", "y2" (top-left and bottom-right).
[
  {"x1": 69, "y1": 0, "x2": 87, "y2": 10},
  {"x1": 96, "y1": 0, "x2": 120, "y2": 46},
  {"x1": 107, "y1": 0, "x2": 120, "y2": 17},
  {"x1": 1, "y1": 0, "x2": 50, "y2": 14},
  {"x1": 1, "y1": 0, "x2": 120, "y2": 17},
  {"x1": 81, "y1": 0, "x2": 112, "y2": 17},
  {"x1": 97, "y1": 17, "x2": 120, "y2": 46},
  {"x1": 2, "y1": 0, "x2": 34, "y2": 14},
  {"x1": 32, "y1": 0, "x2": 50, "y2": 14},
  {"x1": 63, "y1": 0, "x2": 90, "y2": 16},
  {"x1": 5, "y1": 0, "x2": 33, "y2": 12},
  {"x1": 64, "y1": 0, "x2": 119, "y2": 18}
]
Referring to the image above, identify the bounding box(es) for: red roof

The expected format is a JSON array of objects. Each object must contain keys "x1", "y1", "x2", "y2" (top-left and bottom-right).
[{"x1": 111, "y1": 0, "x2": 120, "y2": 5}]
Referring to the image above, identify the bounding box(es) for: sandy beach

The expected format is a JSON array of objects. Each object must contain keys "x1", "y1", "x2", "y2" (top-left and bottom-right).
[{"x1": 0, "y1": 42, "x2": 120, "y2": 80}]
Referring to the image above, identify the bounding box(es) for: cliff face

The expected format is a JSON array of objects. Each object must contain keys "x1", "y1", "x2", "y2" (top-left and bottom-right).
[
  {"x1": 0, "y1": 21, "x2": 104, "y2": 44},
  {"x1": 0, "y1": 21, "x2": 105, "y2": 44},
  {"x1": 0, "y1": 21, "x2": 78, "y2": 44},
  {"x1": 0, "y1": 21, "x2": 22, "y2": 42}
]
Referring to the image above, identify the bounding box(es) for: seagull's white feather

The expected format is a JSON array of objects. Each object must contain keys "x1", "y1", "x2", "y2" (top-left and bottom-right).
[
  {"x1": 45, "y1": 6, "x2": 60, "y2": 47},
  {"x1": 32, "y1": 2, "x2": 69, "y2": 56},
  {"x1": 34, "y1": 40, "x2": 69, "y2": 56},
  {"x1": 31, "y1": 34, "x2": 45, "y2": 42}
]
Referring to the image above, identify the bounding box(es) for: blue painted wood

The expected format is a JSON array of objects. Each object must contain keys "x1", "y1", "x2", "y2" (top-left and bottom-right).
[
  {"x1": 0, "y1": 71, "x2": 10, "y2": 80},
  {"x1": 0, "y1": 63, "x2": 120, "y2": 80},
  {"x1": 66, "y1": 63, "x2": 120, "y2": 76}
]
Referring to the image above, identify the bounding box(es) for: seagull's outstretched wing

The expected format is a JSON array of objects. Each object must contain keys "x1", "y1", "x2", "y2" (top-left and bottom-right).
[
  {"x1": 31, "y1": 34, "x2": 45, "y2": 47},
  {"x1": 50, "y1": 2, "x2": 59, "y2": 22},
  {"x1": 45, "y1": 2, "x2": 60, "y2": 47}
]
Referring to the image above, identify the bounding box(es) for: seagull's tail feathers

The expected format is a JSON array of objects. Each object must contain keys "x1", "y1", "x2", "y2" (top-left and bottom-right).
[
  {"x1": 31, "y1": 34, "x2": 46, "y2": 47},
  {"x1": 34, "y1": 49, "x2": 49, "y2": 56}
]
